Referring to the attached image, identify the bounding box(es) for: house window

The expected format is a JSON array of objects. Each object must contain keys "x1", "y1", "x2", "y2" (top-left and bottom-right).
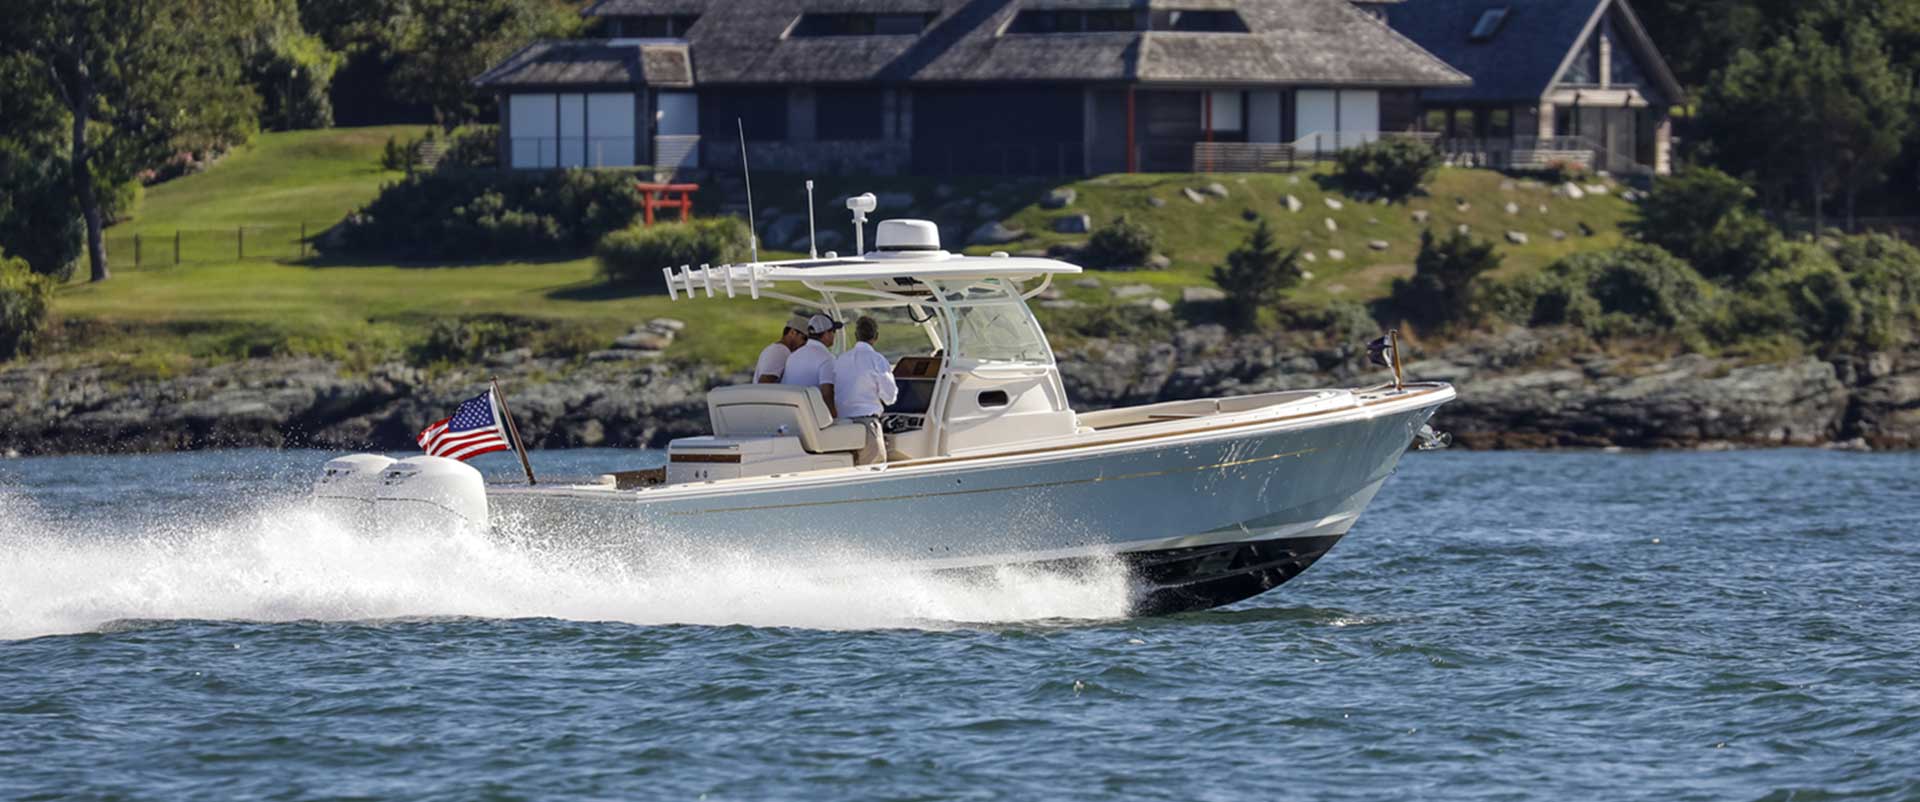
[
  {"x1": 816, "y1": 88, "x2": 884, "y2": 140},
  {"x1": 1562, "y1": 36, "x2": 1600, "y2": 84},
  {"x1": 1151, "y1": 10, "x2": 1248, "y2": 32},
  {"x1": 1488, "y1": 108, "x2": 1512, "y2": 138},
  {"x1": 790, "y1": 13, "x2": 933, "y2": 37},
  {"x1": 1609, "y1": 33, "x2": 1648, "y2": 87},
  {"x1": 1469, "y1": 7, "x2": 1509, "y2": 41},
  {"x1": 1006, "y1": 9, "x2": 1145, "y2": 33},
  {"x1": 605, "y1": 15, "x2": 698, "y2": 38}
]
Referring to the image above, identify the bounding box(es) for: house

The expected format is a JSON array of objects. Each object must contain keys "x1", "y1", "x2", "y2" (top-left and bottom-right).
[
  {"x1": 471, "y1": 0, "x2": 1471, "y2": 175},
  {"x1": 1368, "y1": 0, "x2": 1685, "y2": 175}
]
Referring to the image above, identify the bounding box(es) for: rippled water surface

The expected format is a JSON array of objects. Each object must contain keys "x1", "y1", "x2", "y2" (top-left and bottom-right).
[{"x1": 2, "y1": 448, "x2": 1917, "y2": 801}]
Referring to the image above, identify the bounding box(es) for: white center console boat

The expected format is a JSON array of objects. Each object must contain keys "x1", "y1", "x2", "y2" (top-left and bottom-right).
[{"x1": 316, "y1": 208, "x2": 1454, "y2": 616}]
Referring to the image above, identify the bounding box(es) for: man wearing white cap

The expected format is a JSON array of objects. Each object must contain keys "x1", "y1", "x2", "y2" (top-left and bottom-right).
[
  {"x1": 753, "y1": 314, "x2": 811, "y2": 384},
  {"x1": 781, "y1": 313, "x2": 843, "y2": 416},
  {"x1": 833, "y1": 316, "x2": 898, "y2": 465}
]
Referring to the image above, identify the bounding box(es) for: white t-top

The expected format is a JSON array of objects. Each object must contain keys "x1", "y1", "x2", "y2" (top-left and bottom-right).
[
  {"x1": 832, "y1": 341, "x2": 899, "y2": 419},
  {"x1": 752, "y1": 342, "x2": 790, "y2": 383},
  {"x1": 780, "y1": 339, "x2": 837, "y2": 389}
]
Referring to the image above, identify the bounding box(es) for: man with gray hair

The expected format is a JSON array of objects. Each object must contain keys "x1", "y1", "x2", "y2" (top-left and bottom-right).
[{"x1": 831, "y1": 316, "x2": 898, "y2": 466}]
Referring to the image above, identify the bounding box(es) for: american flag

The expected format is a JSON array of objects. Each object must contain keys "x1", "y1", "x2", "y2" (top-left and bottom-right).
[{"x1": 417, "y1": 390, "x2": 512, "y2": 461}]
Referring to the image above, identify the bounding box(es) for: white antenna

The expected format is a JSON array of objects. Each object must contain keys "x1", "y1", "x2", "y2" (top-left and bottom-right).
[
  {"x1": 847, "y1": 192, "x2": 876, "y2": 255},
  {"x1": 737, "y1": 118, "x2": 759, "y2": 264},
  {"x1": 805, "y1": 180, "x2": 818, "y2": 259}
]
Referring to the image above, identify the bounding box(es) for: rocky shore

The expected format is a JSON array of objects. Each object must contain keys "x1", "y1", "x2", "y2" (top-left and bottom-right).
[{"x1": 3, "y1": 327, "x2": 1917, "y2": 456}]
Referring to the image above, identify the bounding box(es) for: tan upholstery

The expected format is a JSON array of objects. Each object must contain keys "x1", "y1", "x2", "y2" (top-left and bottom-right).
[{"x1": 706, "y1": 384, "x2": 867, "y2": 453}]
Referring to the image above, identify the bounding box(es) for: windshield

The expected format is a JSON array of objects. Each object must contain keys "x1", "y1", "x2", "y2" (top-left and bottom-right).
[{"x1": 948, "y1": 298, "x2": 1051, "y2": 363}]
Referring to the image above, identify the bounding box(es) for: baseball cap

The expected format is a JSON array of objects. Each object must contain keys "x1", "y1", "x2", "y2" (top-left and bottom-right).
[
  {"x1": 785, "y1": 313, "x2": 811, "y2": 333},
  {"x1": 806, "y1": 314, "x2": 844, "y2": 335}
]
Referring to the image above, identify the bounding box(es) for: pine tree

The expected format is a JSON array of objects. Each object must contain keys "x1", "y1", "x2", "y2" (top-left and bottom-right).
[{"x1": 1210, "y1": 218, "x2": 1302, "y2": 333}]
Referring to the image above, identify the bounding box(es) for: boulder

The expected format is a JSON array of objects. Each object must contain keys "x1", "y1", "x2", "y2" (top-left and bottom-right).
[
  {"x1": 1181, "y1": 286, "x2": 1228, "y2": 303},
  {"x1": 1582, "y1": 184, "x2": 1610, "y2": 196},
  {"x1": 1324, "y1": 197, "x2": 1344, "y2": 210},
  {"x1": 1457, "y1": 224, "x2": 1472, "y2": 236},
  {"x1": 1112, "y1": 284, "x2": 1155, "y2": 299},
  {"x1": 1555, "y1": 183, "x2": 1586, "y2": 200},
  {"x1": 648, "y1": 317, "x2": 686, "y2": 333},
  {"x1": 1072, "y1": 277, "x2": 1102, "y2": 289},
  {"x1": 1324, "y1": 217, "x2": 1339, "y2": 233},
  {"x1": 1147, "y1": 196, "x2": 1167, "y2": 208},
  {"x1": 1411, "y1": 210, "x2": 1430, "y2": 224},
  {"x1": 1550, "y1": 229, "x2": 1568, "y2": 241},
  {"x1": 1053, "y1": 213, "x2": 1092, "y2": 234},
  {"x1": 614, "y1": 329, "x2": 673, "y2": 351},
  {"x1": 1204, "y1": 182, "x2": 1230, "y2": 199},
  {"x1": 1242, "y1": 208, "x2": 1260, "y2": 222},
  {"x1": 1146, "y1": 297, "x2": 1174, "y2": 314},
  {"x1": 1504, "y1": 202, "x2": 1520, "y2": 215},
  {"x1": 1146, "y1": 253, "x2": 1172, "y2": 270},
  {"x1": 967, "y1": 221, "x2": 1025, "y2": 246},
  {"x1": 1538, "y1": 204, "x2": 1550, "y2": 214},
  {"x1": 1182, "y1": 187, "x2": 1208, "y2": 204},
  {"x1": 1302, "y1": 251, "x2": 1317, "y2": 262},
  {"x1": 1456, "y1": 201, "x2": 1471, "y2": 212},
  {"x1": 1038, "y1": 299, "x2": 1082, "y2": 310},
  {"x1": 1285, "y1": 194, "x2": 1304, "y2": 213},
  {"x1": 1500, "y1": 179, "x2": 1517, "y2": 191},
  {"x1": 1326, "y1": 249, "x2": 1346, "y2": 261},
  {"x1": 1368, "y1": 240, "x2": 1390, "y2": 251},
  {"x1": 1505, "y1": 231, "x2": 1530, "y2": 245},
  {"x1": 1042, "y1": 188, "x2": 1077, "y2": 209},
  {"x1": 1578, "y1": 222, "x2": 1596, "y2": 237}
]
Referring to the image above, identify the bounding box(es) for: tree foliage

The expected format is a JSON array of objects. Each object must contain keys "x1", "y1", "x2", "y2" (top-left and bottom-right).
[
  {"x1": 1626, "y1": 167, "x2": 1784, "y2": 282},
  {"x1": 1083, "y1": 215, "x2": 1159, "y2": 269},
  {"x1": 3, "y1": 0, "x2": 265, "y2": 282},
  {"x1": 385, "y1": 0, "x2": 577, "y2": 131},
  {"x1": 1210, "y1": 218, "x2": 1302, "y2": 332},
  {"x1": 1700, "y1": 15, "x2": 1913, "y2": 231},
  {"x1": 1391, "y1": 229, "x2": 1502, "y2": 332},
  {"x1": 1333, "y1": 139, "x2": 1441, "y2": 200}
]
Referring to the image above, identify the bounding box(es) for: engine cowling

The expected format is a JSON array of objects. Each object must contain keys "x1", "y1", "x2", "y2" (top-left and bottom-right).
[
  {"x1": 373, "y1": 456, "x2": 490, "y2": 532},
  {"x1": 312, "y1": 454, "x2": 397, "y2": 532}
]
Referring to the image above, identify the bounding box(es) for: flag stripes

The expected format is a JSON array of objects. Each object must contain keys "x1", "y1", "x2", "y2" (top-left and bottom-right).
[{"x1": 417, "y1": 390, "x2": 512, "y2": 462}]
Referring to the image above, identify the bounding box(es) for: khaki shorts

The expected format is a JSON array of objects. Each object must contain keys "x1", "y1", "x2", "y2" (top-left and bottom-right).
[{"x1": 847, "y1": 415, "x2": 887, "y2": 465}]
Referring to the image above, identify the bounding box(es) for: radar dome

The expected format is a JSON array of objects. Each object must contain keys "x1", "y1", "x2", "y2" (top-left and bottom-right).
[{"x1": 873, "y1": 219, "x2": 942, "y2": 253}]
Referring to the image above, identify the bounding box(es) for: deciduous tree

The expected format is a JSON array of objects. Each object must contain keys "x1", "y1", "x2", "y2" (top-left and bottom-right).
[{"x1": 4, "y1": 0, "x2": 263, "y2": 282}]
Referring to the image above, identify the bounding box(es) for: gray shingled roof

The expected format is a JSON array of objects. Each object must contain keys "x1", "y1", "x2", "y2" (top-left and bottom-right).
[
  {"x1": 492, "y1": 0, "x2": 1468, "y2": 88},
  {"x1": 473, "y1": 41, "x2": 694, "y2": 89},
  {"x1": 1384, "y1": 0, "x2": 1681, "y2": 103}
]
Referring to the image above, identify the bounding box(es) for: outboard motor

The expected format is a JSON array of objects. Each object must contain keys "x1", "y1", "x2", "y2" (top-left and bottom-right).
[
  {"x1": 373, "y1": 456, "x2": 490, "y2": 533},
  {"x1": 312, "y1": 454, "x2": 397, "y2": 532}
]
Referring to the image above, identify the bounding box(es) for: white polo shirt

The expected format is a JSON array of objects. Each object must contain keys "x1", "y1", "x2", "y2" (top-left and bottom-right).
[
  {"x1": 832, "y1": 341, "x2": 899, "y2": 419},
  {"x1": 780, "y1": 339, "x2": 836, "y2": 388},
  {"x1": 752, "y1": 342, "x2": 790, "y2": 383}
]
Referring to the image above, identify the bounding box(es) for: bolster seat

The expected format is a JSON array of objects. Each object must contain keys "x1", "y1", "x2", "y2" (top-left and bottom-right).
[{"x1": 706, "y1": 384, "x2": 867, "y2": 454}]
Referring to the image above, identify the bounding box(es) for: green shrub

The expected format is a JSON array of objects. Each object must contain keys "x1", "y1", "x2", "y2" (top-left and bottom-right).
[
  {"x1": 0, "y1": 144, "x2": 82, "y2": 281},
  {"x1": 328, "y1": 169, "x2": 647, "y2": 260},
  {"x1": 1334, "y1": 138, "x2": 1441, "y2": 199},
  {"x1": 0, "y1": 249, "x2": 54, "y2": 360},
  {"x1": 1825, "y1": 233, "x2": 1920, "y2": 351},
  {"x1": 381, "y1": 135, "x2": 412, "y2": 172},
  {"x1": 1281, "y1": 300, "x2": 1380, "y2": 346},
  {"x1": 1533, "y1": 159, "x2": 1594, "y2": 185},
  {"x1": 596, "y1": 217, "x2": 752, "y2": 286},
  {"x1": 1209, "y1": 218, "x2": 1302, "y2": 332},
  {"x1": 441, "y1": 127, "x2": 499, "y2": 169},
  {"x1": 1626, "y1": 167, "x2": 1784, "y2": 282},
  {"x1": 1083, "y1": 215, "x2": 1158, "y2": 268},
  {"x1": 1037, "y1": 300, "x2": 1174, "y2": 341},
  {"x1": 1390, "y1": 229, "x2": 1502, "y2": 331},
  {"x1": 1499, "y1": 244, "x2": 1714, "y2": 340}
]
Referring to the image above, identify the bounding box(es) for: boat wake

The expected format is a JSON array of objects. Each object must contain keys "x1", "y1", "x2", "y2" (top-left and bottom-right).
[{"x1": 0, "y1": 491, "x2": 1131, "y2": 641}]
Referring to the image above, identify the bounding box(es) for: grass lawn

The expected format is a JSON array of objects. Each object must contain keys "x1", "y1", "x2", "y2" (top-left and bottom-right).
[
  {"x1": 50, "y1": 126, "x2": 1636, "y2": 374},
  {"x1": 993, "y1": 167, "x2": 1634, "y2": 306}
]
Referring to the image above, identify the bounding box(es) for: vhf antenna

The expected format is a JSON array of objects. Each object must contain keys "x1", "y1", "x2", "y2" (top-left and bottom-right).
[
  {"x1": 805, "y1": 180, "x2": 818, "y2": 259},
  {"x1": 737, "y1": 118, "x2": 759, "y2": 264}
]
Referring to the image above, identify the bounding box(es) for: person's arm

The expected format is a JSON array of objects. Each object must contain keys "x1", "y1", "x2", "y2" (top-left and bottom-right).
[
  {"x1": 875, "y1": 355, "x2": 899, "y2": 407},
  {"x1": 821, "y1": 384, "x2": 837, "y2": 419},
  {"x1": 757, "y1": 374, "x2": 781, "y2": 384}
]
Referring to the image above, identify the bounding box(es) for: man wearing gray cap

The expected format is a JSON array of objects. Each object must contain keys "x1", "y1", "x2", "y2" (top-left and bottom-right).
[
  {"x1": 781, "y1": 313, "x2": 844, "y2": 416},
  {"x1": 752, "y1": 314, "x2": 811, "y2": 384}
]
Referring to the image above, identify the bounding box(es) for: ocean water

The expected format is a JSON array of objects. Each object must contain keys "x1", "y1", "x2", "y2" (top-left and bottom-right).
[{"x1": 1, "y1": 448, "x2": 1917, "y2": 801}]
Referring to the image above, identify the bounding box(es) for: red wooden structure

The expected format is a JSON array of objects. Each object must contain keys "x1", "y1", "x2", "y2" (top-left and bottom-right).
[{"x1": 634, "y1": 182, "x2": 700, "y2": 226}]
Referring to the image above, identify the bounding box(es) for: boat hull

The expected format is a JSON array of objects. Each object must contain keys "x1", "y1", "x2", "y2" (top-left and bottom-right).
[{"x1": 490, "y1": 390, "x2": 1446, "y2": 615}]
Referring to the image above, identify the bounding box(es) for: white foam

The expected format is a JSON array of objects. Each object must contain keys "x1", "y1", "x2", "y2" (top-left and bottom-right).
[{"x1": 0, "y1": 491, "x2": 1131, "y2": 641}]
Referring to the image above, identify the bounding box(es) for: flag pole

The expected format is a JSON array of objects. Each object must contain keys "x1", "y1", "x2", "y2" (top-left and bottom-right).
[
  {"x1": 1388, "y1": 329, "x2": 1404, "y2": 392},
  {"x1": 491, "y1": 377, "x2": 537, "y2": 485}
]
